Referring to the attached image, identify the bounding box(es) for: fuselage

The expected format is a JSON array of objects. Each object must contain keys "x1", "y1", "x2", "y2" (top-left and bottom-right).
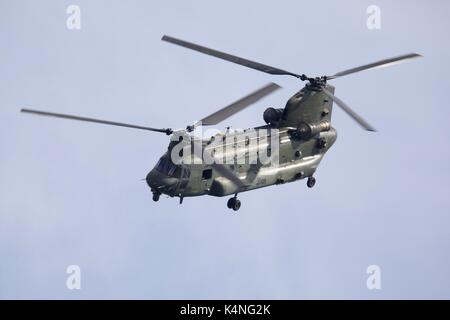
[
  {"x1": 147, "y1": 83, "x2": 338, "y2": 199},
  {"x1": 146, "y1": 125, "x2": 337, "y2": 198}
]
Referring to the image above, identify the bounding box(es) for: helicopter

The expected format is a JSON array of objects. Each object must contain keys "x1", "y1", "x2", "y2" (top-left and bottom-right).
[{"x1": 21, "y1": 35, "x2": 421, "y2": 211}]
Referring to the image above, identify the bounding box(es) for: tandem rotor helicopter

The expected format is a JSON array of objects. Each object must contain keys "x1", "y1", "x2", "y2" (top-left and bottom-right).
[{"x1": 21, "y1": 35, "x2": 421, "y2": 211}]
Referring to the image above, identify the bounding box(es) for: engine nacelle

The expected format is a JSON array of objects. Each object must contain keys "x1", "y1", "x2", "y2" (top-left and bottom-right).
[
  {"x1": 294, "y1": 121, "x2": 331, "y2": 140},
  {"x1": 263, "y1": 107, "x2": 284, "y2": 126}
]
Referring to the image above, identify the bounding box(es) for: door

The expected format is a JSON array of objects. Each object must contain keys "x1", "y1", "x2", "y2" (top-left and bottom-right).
[{"x1": 178, "y1": 166, "x2": 190, "y2": 192}]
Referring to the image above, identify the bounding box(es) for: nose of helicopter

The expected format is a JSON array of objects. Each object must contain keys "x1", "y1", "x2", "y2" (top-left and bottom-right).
[{"x1": 146, "y1": 169, "x2": 179, "y2": 194}]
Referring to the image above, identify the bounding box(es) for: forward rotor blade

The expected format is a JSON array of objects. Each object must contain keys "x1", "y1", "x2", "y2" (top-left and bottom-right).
[
  {"x1": 211, "y1": 162, "x2": 245, "y2": 188},
  {"x1": 20, "y1": 109, "x2": 173, "y2": 135},
  {"x1": 162, "y1": 35, "x2": 302, "y2": 78},
  {"x1": 328, "y1": 53, "x2": 422, "y2": 79},
  {"x1": 321, "y1": 89, "x2": 376, "y2": 132},
  {"x1": 200, "y1": 83, "x2": 281, "y2": 126},
  {"x1": 192, "y1": 140, "x2": 245, "y2": 188}
]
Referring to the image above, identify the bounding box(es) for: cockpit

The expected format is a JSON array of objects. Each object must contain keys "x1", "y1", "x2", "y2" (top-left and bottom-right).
[{"x1": 154, "y1": 157, "x2": 181, "y2": 177}]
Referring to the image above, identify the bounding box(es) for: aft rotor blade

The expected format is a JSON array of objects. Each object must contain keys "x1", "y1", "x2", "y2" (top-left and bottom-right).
[
  {"x1": 162, "y1": 35, "x2": 302, "y2": 78},
  {"x1": 21, "y1": 109, "x2": 173, "y2": 135},
  {"x1": 200, "y1": 83, "x2": 281, "y2": 126},
  {"x1": 321, "y1": 89, "x2": 376, "y2": 132},
  {"x1": 328, "y1": 53, "x2": 422, "y2": 79}
]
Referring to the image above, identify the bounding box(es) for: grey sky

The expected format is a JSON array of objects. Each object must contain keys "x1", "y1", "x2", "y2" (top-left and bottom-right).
[{"x1": 1, "y1": 0, "x2": 450, "y2": 299}]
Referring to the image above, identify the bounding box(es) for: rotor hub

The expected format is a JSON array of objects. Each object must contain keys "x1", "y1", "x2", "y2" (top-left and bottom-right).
[{"x1": 299, "y1": 74, "x2": 328, "y2": 88}]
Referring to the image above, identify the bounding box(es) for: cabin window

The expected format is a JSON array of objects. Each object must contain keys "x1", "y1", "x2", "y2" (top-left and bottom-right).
[{"x1": 202, "y1": 169, "x2": 212, "y2": 180}]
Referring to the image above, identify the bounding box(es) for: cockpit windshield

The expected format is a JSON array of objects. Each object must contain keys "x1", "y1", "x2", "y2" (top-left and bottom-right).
[{"x1": 155, "y1": 157, "x2": 180, "y2": 177}]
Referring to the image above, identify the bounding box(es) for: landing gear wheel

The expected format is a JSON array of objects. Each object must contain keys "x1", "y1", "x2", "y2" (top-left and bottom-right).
[
  {"x1": 227, "y1": 196, "x2": 241, "y2": 211},
  {"x1": 227, "y1": 198, "x2": 234, "y2": 209},
  {"x1": 307, "y1": 177, "x2": 316, "y2": 188},
  {"x1": 232, "y1": 199, "x2": 241, "y2": 211},
  {"x1": 152, "y1": 192, "x2": 160, "y2": 202}
]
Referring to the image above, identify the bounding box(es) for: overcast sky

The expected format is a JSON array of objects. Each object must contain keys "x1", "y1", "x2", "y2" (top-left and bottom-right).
[{"x1": 1, "y1": 0, "x2": 450, "y2": 299}]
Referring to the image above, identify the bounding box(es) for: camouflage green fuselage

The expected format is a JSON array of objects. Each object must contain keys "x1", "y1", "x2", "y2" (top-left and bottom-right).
[{"x1": 146, "y1": 84, "x2": 337, "y2": 198}]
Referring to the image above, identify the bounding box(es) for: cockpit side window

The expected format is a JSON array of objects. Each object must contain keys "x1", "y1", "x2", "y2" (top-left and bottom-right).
[
  {"x1": 155, "y1": 157, "x2": 179, "y2": 177},
  {"x1": 155, "y1": 157, "x2": 181, "y2": 177},
  {"x1": 168, "y1": 164, "x2": 176, "y2": 176}
]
